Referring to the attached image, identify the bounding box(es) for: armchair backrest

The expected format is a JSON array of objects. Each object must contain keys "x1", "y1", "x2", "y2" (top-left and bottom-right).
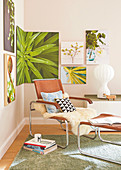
[{"x1": 34, "y1": 79, "x2": 64, "y2": 99}]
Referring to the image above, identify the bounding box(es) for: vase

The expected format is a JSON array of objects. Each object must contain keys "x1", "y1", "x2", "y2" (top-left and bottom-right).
[{"x1": 87, "y1": 49, "x2": 96, "y2": 61}]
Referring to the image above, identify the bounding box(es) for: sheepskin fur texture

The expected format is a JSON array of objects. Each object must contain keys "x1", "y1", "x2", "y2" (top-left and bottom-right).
[
  {"x1": 33, "y1": 93, "x2": 97, "y2": 135},
  {"x1": 43, "y1": 107, "x2": 97, "y2": 135}
]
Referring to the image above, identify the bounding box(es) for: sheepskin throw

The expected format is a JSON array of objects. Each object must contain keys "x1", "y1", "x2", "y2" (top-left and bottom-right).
[{"x1": 43, "y1": 107, "x2": 97, "y2": 136}]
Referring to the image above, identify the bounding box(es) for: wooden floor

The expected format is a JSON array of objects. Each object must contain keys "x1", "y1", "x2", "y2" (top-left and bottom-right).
[{"x1": 0, "y1": 124, "x2": 121, "y2": 170}]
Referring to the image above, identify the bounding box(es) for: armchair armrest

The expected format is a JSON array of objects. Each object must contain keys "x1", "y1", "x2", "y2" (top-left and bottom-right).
[
  {"x1": 36, "y1": 100, "x2": 61, "y2": 109},
  {"x1": 69, "y1": 96, "x2": 93, "y2": 104}
]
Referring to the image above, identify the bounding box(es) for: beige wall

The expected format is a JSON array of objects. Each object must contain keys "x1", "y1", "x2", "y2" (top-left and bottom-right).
[
  {"x1": 0, "y1": 0, "x2": 24, "y2": 158},
  {"x1": 24, "y1": 0, "x2": 121, "y2": 116},
  {"x1": 0, "y1": 0, "x2": 121, "y2": 158}
]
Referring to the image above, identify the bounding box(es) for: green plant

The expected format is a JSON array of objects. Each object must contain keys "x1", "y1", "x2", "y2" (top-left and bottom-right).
[
  {"x1": 86, "y1": 30, "x2": 106, "y2": 50},
  {"x1": 17, "y1": 26, "x2": 59, "y2": 85},
  {"x1": 63, "y1": 67, "x2": 86, "y2": 84},
  {"x1": 7, "y1": 0, "x2": 15, "y2": 47},
  {"x1": 62, "y1": 42, "x2": 83, "y2": 63}
]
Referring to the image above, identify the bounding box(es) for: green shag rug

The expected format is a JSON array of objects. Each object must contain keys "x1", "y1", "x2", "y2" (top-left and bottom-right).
[{"x1": 9, "y1": 134, "x2": 121, "y2": 170}]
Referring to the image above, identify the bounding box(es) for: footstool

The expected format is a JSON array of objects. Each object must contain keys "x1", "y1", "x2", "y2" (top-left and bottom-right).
[{"x1": 78, "y1": 113, "x2": 121, "y2": 165}]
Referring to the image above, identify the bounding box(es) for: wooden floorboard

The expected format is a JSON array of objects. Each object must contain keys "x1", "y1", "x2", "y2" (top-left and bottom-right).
[{"x1": 0, "y1": 124, "x2": 121, "y2": 170}]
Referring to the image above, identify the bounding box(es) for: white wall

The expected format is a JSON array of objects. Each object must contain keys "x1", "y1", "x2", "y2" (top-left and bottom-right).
[
  {"x1": 0, "y1": 0, "x2": 24, "y2": 159},
  {"x1": 24, "y1": 0, "x2": 121, "y2": 117}
]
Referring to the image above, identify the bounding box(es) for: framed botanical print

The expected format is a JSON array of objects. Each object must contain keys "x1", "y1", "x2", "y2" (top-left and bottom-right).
[
  {"x1": 4, "y1": 0, "x2": 15, "y2": 52},
  {"x1": 16, "y1": 26, "x2": 59, "y2": 85},
  {"x1": 61, "y1": 66, "x2": 86, "y2": 84},
  {"x1": 61, "y1": 42, "x2": 84, "y2": 64},
  {"x1": 86, "y1": 30, "x2": 109, "y2": 64},
  {"x1": 4, "y1": 54, "x2": 16, "y2": 106}
]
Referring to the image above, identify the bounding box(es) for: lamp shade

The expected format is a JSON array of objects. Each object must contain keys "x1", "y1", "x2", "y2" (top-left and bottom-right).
[{"x1": 94, "y1": 64, "x2": 114, "y2": 98}]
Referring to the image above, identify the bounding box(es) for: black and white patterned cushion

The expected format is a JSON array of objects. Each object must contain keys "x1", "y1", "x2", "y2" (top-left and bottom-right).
[{"x1": 55, "y1": 98, "x2": 76, "y2": 113}]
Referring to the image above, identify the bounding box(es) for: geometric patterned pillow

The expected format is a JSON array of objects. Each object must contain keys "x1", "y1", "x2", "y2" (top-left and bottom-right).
[
  {"x1": 41, "y1": 91, "x2": 62, "y2": 113},
  {"x1": 55, "y1": 98, "x2": 76, "y2": 113}
]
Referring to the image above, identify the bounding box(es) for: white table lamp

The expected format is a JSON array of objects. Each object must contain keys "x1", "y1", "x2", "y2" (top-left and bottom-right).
[{"x1": 94, "y1": 64, "x2": 114, "y2": 98}]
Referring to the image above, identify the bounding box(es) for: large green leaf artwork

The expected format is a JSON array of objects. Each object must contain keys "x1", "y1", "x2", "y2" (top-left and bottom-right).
[{"x1": 16, "y1": 26, "x2": 59, "y2": 85}]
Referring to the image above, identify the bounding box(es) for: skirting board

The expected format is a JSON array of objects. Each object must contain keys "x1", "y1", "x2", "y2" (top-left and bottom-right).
[
  {"x1": 0, "y1": 117, "x2": 59, "y2": 159},
  {"x1": 24, "y1": 117, "x2": 59, "y2": 125},
  {"x1": 0, "y1": 118, "x2": 25, "y2": 160},
  {"x1": 0, "y1": 117, "x2": 114, "y2": 160},
  {"x1": 24, "y1": 117, "x2": 113, "y2": 131}
]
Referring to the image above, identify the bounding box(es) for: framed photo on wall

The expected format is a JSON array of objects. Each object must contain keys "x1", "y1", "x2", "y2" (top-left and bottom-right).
[
  {"x1": 61, "y1": 42, "x2": 84, "y2": 65},
  {"x1": 4, "y1": 0, "x2": 15, "y2": 53},
  {"x1": 61, "y1": 66, "x2": 86, "y2": 84},
  {"x1": 86, "y1": 30, "x2": 109, "y2": 64},
  {"x1": 16, "y1": 26, "x2": 59, "y2": 86},
  {"x1": 4, "y1": 54, "x2": 16, "y2": 106}
]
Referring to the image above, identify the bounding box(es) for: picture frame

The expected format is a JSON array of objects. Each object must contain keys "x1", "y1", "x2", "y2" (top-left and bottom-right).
[
  {"x1": 61, "y1": 42, "x2": 84, "y2": 65},
  {"x1": 4, "y1": 54, "x2": 16, "y2": 106},
  {"x1": 86, "y1": 30, "x2": 109, "y2": 64},
  {"x1": 16, "y1": 26, "x2": 59, "y2": 86},
  {"x1": 61, "y1": 66, "x2": 86, "y2": 84},
  {"x1": 4, "y1": 0, "x2": 15, "y2": 53}
]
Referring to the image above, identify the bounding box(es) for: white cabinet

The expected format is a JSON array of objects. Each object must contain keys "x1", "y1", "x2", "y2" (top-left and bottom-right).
[
  {"x1": 85, "y1": 95, "x2": 121, "y2": 131},
  {"x1": 85, "y1": 95, "x2": 121, "y2": 116},
  {"x1": 87, "y1": 101, "x2": 121, "y2": 116}
]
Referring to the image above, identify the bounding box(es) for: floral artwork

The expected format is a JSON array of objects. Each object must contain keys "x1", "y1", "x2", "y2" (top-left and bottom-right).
[
  {"x1": 17, "y1": 26, "x2": 59, "y2": 86},
  {"x1": 61, "y1": 66, "x2": 86, "y2": 84},
  {"x1": 61, "y1": 42, "x2": 84, "y2": 64},
  {"x1": 4, "y1": 0, "x2": 15, "y2": 52},
  {"x1": 86, "y1": 30, "x2": 109, "y2": 64},
  {"x1": 4, "y1": 54, "x2": 16, "y2": 106}
]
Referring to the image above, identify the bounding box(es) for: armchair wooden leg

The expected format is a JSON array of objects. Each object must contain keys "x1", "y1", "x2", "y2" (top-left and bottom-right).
[{"x1": 77, "y1": 123, "x2": 121, "y2": 165}]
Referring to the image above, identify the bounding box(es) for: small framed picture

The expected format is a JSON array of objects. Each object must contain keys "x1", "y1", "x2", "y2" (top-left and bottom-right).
[
  {"x1": 86, "y1": 30, "x2": 109, "y2": 64},
  {"x1": 4, "y1": 0, "x2": 15, "y2": 53},
  {"x1": 61, "y1": 42, "x2": 84, "y2": 65},
  {"x1": 4, "y1": 54, "x2": 16, "y2": 106},
  {"x1": 61, "y1": 66, "x2": 86, "y2": 84}
]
